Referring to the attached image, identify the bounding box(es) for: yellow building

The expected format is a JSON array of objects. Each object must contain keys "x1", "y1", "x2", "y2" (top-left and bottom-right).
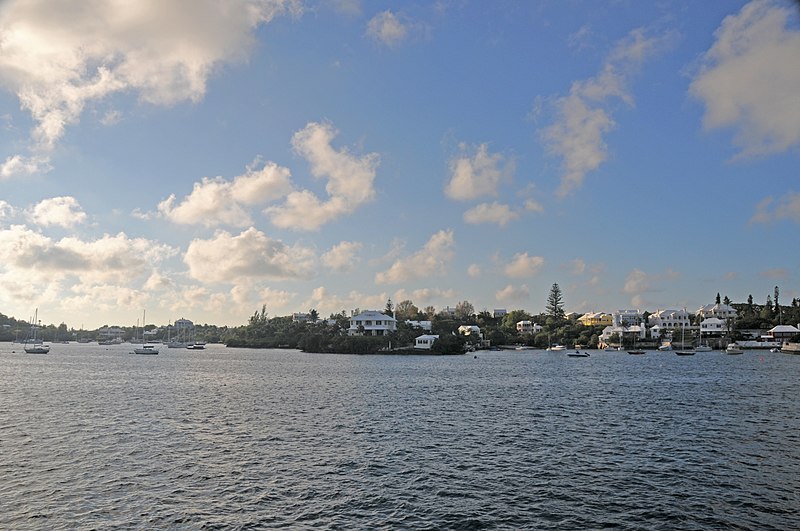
[{"x1": 578, "y1": 312, "x2": 613, "y2": 326}]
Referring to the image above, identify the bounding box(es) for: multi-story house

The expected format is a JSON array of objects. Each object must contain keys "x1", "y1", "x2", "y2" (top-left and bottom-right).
[
  {"x1": 648, "y1": 309, "x2": 691, "y2": 330},
  {"x1": 516, "y1": 321, "x2": 542, "y2": 334},
  {"x1": 696, "y1": 303, "x2": 737, "y2": 322},
  {"x1": 348, "y1": 310, "x2": 397, "y2": 336},
  {"x1": 578, "y1": 312, "x2": 612, "y2": 326}
]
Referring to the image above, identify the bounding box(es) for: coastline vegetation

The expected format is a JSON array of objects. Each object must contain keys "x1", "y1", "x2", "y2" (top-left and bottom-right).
[{"x1": 2, "y1": 287, "x2": 799, "y2": 354}]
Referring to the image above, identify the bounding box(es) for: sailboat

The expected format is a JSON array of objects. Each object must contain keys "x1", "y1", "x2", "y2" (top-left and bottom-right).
[
  {"x1": 675, "y1": 323, "x2": 695, "y2": 356},
  {"x1": 23, "y1": 308, "x2": 51, "y2": 354},
  {"x1": 628, "y1": 324, "x2": 645, "y2": 355},
  {"x1": 132, "y1": 310, "x2": 159, "y2": 355},
  {"x1": 695, "y1": 323, "x2": 712, "y2": 351}
]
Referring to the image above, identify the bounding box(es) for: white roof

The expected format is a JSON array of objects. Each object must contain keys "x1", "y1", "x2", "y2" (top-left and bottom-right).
[
  {"x1": 352, "y1": 310, "x2": 396, "y2": 322},
  {"x1": 769, "y1": 325, "x2": 800, "y2": 333}
]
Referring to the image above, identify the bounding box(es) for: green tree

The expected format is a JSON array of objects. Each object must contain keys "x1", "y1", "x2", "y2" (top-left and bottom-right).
[
  {"x1": 454, "y1": 300, "x2": 475, "y2": 320},
  {"x1": 715, "y1": 292, "x2": 721, "y2": 304},
  {"x1": 395, "y1": 300, "x2": 419, "y2": 321},
  {"x1": 384, "y1": 298, "x2": 394, "y2": 316},
  {"x1": 546, "y1": 283, "x2": 565, "y2": 321}
]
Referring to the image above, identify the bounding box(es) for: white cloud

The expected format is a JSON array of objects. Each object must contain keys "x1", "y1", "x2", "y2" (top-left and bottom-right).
[
  {"x1": 267, "y1": 121, "x2": 380, "y2": 230},
  {"x1": 445, "y1": 143, "x2": 512, "y2": 201},
  {"x1": 321, "y1": 241, "x2": 362, "y2": 273},
  {"x1": 622, "y1": 267, "x2": 679, "y2": 306},
  {"x1": 504, "y1": 252, "x2": 545, "y2": 278},
  {"x1": 0, "y1": 200, "x2": 15, "y2": 220},
  {"x1": 496, "y1": 284, "x2": 530, "y2": 303},
  {"x1": 366, "y1": 11, "x2": 408, "y2": 47},
  {"x1": 303, "y1": 286, "x2": 388, "y2": 316},
  {"x1": 542, "y1": 28, "x2": 673, "y2": 197},
  {"x1": 0, "y1": 225, "x2": 173, "y2": 285},
  {"x1": 463, "y1": 202, "x2": 519, "y2": 227},
  {"x1": 0, "y1": 0, "x2": 300, "y2": 152},
  {"x1": 0, "y1": 154, "x2": 51, "y2": 179},
  {"x1": 375, "y1": 229, "x2": 455, "y2": 284},
  {"x1": 523, "y1": 198, "x2": 544, "y2": 214},
  {"x1": 751, "y1": 193, "x2": 800, "y2": 224},
  {"x1": 27, "y1": 196, "x2": 87, "y2": 228},
  {"x1": 184, "y1": 227, "x2": 316, "y2": 283},
  {"x1": 569, "y1": 258, "x2": 586, "y2": 276},
  {"x1": 159, "y1": 162, "x2": 293, "y2": 227},
  {"x1": 467, "y1": 264, "x2": 481, "y2": 278},
  {"x1": 690, "y1": 0, "x2": 800, "y2": 156}
]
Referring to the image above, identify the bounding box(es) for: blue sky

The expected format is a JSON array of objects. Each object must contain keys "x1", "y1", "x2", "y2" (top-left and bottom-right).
[{"x1": 1, "y1": 0, "x2": 798, "y2": 329}]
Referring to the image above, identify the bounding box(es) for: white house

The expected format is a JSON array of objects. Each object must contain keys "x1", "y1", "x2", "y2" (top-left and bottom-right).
[
  {"x1": 648, "y1": 309, "x2": 692, "y2": 329},
  {"x1": 700, "y1": 317, "x2": 728, "y2": 336},
  {"x1": 696, "y1": 303, "x2": 737, "y2": 321},
  {"x1": 348, "y1": 310, "x2": 397, "y2": 336},
  {"x1": 516, "y1": 321, "x2": 542, "y2": 334},
  {"x1": 613, "y1": 309, "x2": 642, "y2": 327},
  {"x1": 493, "y1": 309, "x2": 507, "y2": 318},
  {"x1": 764, "y1": 325, "x2": 800, "y2": 341},
  {"x1": 414, "y1": 334, "x2": 439, "y2": 350},
  {"x1": 458, "y1": 325, "x2": 481, "y2": 337}
]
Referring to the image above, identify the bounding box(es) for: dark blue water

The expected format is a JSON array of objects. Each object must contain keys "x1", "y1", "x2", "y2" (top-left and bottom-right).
[{"x1": 1, "y1": 343, "x2": 798, "y2": 529}]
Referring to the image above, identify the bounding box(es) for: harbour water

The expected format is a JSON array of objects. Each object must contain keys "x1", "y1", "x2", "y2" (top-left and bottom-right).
[{"x1": 1, "y1": 343, "x2": 798, "y2": 529}]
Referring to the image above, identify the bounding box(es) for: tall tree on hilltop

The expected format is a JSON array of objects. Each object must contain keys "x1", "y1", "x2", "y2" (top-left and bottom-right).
[
  {"x1": 774, "y1": 286, "x2": 780, "y2": 313},
  {"x1": 455, "y1": 300, "x2": 475, "y2": 320},
  {"x1": 716, "y1": 292, "x2": 721, "y2": 304},
  {"x1": 723, "y1": 295, "x2": 731, "y2": 306},
  {"x1": 546, "y1": 283, "x2": 565, "y2": 321},
  {"x1": 384, "y1": 298, "x2": 394, "y2": 316}
]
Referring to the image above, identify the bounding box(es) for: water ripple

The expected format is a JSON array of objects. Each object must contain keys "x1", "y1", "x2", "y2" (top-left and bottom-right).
[{"x1": 1, "y1": 344, "x2": 799, "y2": 529}]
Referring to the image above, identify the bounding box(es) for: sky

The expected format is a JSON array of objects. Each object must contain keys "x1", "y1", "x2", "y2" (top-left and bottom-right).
[{"x1": 1, "y1": 0, "x2": 799, "y2": 330}]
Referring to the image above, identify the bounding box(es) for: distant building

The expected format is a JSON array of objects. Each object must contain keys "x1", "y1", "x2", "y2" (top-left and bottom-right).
[
  {"x1": 700, "y1": 317, "x2": 727, "y2": 336},
  {"x1": 292, "y1": 312, "x2": 313, "y2": 323},
  {"x1": 348, "y1": 310, "x2": 397, "y2": 337},
  {"x1": 696, "y1": 303, "x2": 737, "y2": 321},
  {"x1": 406, "y1": 320, "x2": 432, "y2": 332},
  {"x1": 516, "y1": 321, "x2": 542, "y2": 335},
  {"x1": 613, "y1": 309, "x2": 642, "y2": 327},
  {"x1": 439, "y1": 306, "x2": 457, "y2": 318},
  {"x1": 578, "y1": 312, "x2": 612, "y2": 327},
  {"x1": 648, "y1": 309, "x2": 691, "y2": 329},
  {"x1": 764, "y1": 325, "x2": 800, "y2": 342},
  {"x1": 493, "y1": 309, "x2": 507, "y2": 318},
  {"x1": 414, "y1": 334, "x2": 439, "y2": 350},
  {"x1": 457, "y1": 325, "x2": 481, "y2": 337}
]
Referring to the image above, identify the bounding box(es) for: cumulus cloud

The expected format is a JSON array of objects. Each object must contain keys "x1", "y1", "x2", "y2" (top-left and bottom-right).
[
  {"x1": 321, "y1": 241, "x2": 362, "y2": 273},
  {"x1": 496, "y1": 284, "x2": 530, "y2": 303},
  {"x1": 0, "y1": 200, "x2": 15, "y2": 220},
  {"x1": 445, "y1": 143, "x2": 513, "y2": 201},
  {"x1": 375, "y1": 229, "x2": 455, "y2": 284},
  {"x1": 463, "y1": 202, "x2": 519, "y2": 227},
  {"x1": 266, "y1": 121, "x2": 380, "y2": 230},
  {"x1": 504, "y1": 252, "x2": 545, "y2": 278},
  {"x1": 0, "y1": 225, "x2": 173, "y2": 284},
  {"x1": 750, "y1": 192, "x2": 800, "y2": 224},
  {"x1": 366, "y1": 10, "x2": 409, "y2": 47},
  {"x1": 622, "y1": 267, "x2": 679, "y2": 306},
  {"x1": 0, "y1": 154, "x2": 51, "y2": 179},
  {"x1": 690, "y1": 0, "x2": 800, "y2": 157},
  {"x1": 542, "y1": 28, "x2": 674, "y2": 197},
  {"x1": 467, "y1": 264, "x2": 481, "y2": 278},
  {"x1": 159, "y1": 162, "x2": 293, "y2": 227},
  {"x1": 0, "y1": 0, "x2": 299, "y2": 154},
  {"x1": 27, "y1": 196, "x2": 87, "y2": 228},
  {"x1": 184, "y1": 227, "x2": 316, "y2": 283}
]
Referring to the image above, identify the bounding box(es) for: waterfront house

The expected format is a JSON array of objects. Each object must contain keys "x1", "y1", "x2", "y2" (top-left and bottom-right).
[
  {"x1": 414, "y1": 334, "x2": 439, "y2": 350},
  {"x1": 696, "y1": 303, "x2": 737, "y2": 322},
  {"x1": 578, "y1": 312, "x2": 612, "y2": 326},
  {"x1": 700, "y1": 317, "x2": 728, "y2": 336},
  {"x1": 348, "y1": 310, "x2": 397, "y2": 336},
  {"x1": 516, "y1": 321, "x2": 542, "y2": 334},
  {"x1": 613, "y1": 309, "x2": 643, "y2": 327},
  {"x1": 764, "y1": 324, "x2": 800, "y2": 342},
  {"x1": 458, "y1": 325, "x2": 481, "y2": 337},
  {"x1": 648, "y1": 309, "x2": 691, "y2": 330}
]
